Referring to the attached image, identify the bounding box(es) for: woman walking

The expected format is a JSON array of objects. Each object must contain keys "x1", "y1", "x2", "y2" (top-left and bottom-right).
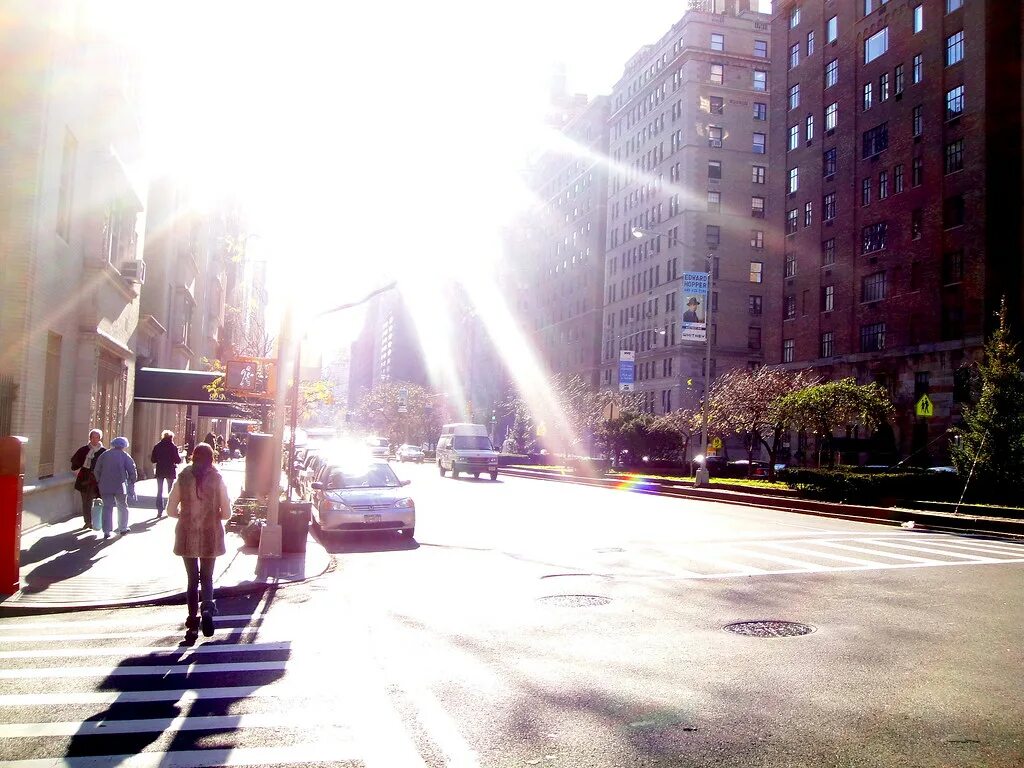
[
  {"x1": 71, "y1": 429, "x2": 105, "y2": 528},
  {"x1": 150, "y1": 430, "x2": 182, "y2": 518},
  {"x1": 165, "y1": 443, "x2": 231, "y2": 645}
]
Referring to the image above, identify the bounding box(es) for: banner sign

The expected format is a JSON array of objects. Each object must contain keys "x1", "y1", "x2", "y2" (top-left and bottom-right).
[
  {"x1": 680, "y1": 271, "x2": 709, "y2": 343},
  {"x1": 618, "y1": 350, "x2": 636, "y2": 392}
]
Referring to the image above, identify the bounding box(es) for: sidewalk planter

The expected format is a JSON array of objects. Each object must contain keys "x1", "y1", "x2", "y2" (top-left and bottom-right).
[
  {"x1": 240, "y1": 520, "x2": 265, "y2": 548},
  {"x1": 279, "y1": 501, "x2": 311, "y2": 554}
]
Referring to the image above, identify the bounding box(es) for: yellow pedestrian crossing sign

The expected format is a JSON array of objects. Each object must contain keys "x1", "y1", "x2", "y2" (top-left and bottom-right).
[{"x1": 915, "y1": 393, "x2": 934, "y2": 418}]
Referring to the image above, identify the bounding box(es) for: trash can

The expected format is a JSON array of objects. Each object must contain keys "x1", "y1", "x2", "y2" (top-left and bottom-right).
[
  {"x1": 279, "y1": 500, "x2": 311, "y2": 553},
  {"x1": 244, "y1": 433, "x2": 275, "y2": 497}
]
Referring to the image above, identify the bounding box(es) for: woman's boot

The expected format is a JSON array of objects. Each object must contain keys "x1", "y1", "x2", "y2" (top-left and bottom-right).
[
  {"x1": 181, "y1": 616, "x2": 200, "y2": 646},
  {"x1": 200, "y1": 601, "x2": 216, "y2": 638}
]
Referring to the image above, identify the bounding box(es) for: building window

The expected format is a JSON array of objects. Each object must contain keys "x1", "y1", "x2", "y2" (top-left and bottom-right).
[
  {"x1": 753, "y1": 102, "x2": 767, "y2": 120},
  {"x1": 788, "y1": 167, "x2": 799, "y2": 194},
  {"x1": 753, "y1": 70, "x2": 767, "y2": 91},
  {"x1": 750, "y1": 261, "x2": 763, "y2": 283},
  {"x1": 754, "y1": 39, "x2": 768, "y2": 57},
  {"x1": 753, "y1": 133, "x2": 766, "y2": 154},
  {"x1": 789, "y1": 84, "x2": 800, "y2": 110},
  {"x1": 782, "y1": 338, "x2": 795, "y2": 363},
  {"x1": 710, "y1": 95, "x2": 724, "y2": 115},
  {"x1": 789, "y1": 42, "x2": 800, "y2": 69},
  {"x1": 946, "y1": 31, "x2": 964, "y2": 66},
  {"x1": 878, "y1": 170, "x2": 889, "y2": 199},
  {"x1": 747, "y1": 295, "x2": 763, "y2": 316},
  {"x1": 894, "y1": 163, "x2": 904, "y2": 193},
  {"x1": 749, "y1": 326, "x2": 763, "y2": 350},
  {"x1": 879, "y1": 72, "x2": 890, "y2": 101},
  {"x1": 38, "y1": 332, "x2": 62, "y2": 477},
  {"x1": 946, "y1": 85, "x2": 965, "y2": 118},
  {"x1": 862, "y1": 122, "x2": 889, "y2": 157},
  {"x1": 785, "y1": 252, "x2": 797, "y2": 277},
  {"x1": 944, "y1": 195, "x2": 965, "y2": 228},
  {"x1": 708, "y1": 160, "x2": 722, "y2": 179},
  {"x1": 907, "y1": 208, "x2": 920, "y2": 240},
  {"x1": 807, "y1": 30, "x2": 815, "y2": 56},
  {"x1": 785, "y1": 295, "x2": 797, "y2": 319},
  {"x1": 710, "y1": 63, "x2": 724, "y2": 85},
  {"x1": 947, "y1": 0, "x2": 963, "y2": 12},
  {"x1": 706, "y1": 225, "x2": 721, "y2": 245},
  {"x1": 804, "y1": 201, "x2": 813, "y2": 227},
  {"x1": 820, "y1": 331, "x2": 834, "y2": 358},
  {"x1": 912, "y1": 156, "x2": 923, "y2": 186},
  {"x1": 786, "y1": 209, "x2": 799, "y2": 234},
  {"x1": 913, "y1": 4, "x2": 923, "y2": 32},
  {"x1": 943, "y1": 249, "x2": 964, "y2": 284},
  {"x1": 790, "y1": 6, "x2": 801, "y2": 28},
  {"x1": 825, "y1": 102, "x2": 838, "y2": 131},
  {"x1": 862, "y1": 271, "x2": 887, "y2": 302},
  {"x1": 56, "y1": 130, "x2": 77, "y2": 241},
  {"x1": 865, "y1": 27, "x2": 889, "y2": 63},
  {"x1": 711, "y1": 33, "x2": 725, "y2": 52},
  {"x1": 752, "y1": 196, "x2": 766, "y2": 217},
  {"x1": 823, "y1": 148, "x2": 837, "y2": 176},
  {"x1": 822, "y1": 238, "x2": 836, "y2": 265},
  {"x1": 860, "y1": 322, "x2": 886, "y2": 352},
  {"x1": 945, "y1": 139, "x2": 964, "y2": 174},
  {"x1": 751, "y1": 230, "x2": 764, "y2": 249},
  {"x1": 822, "y1": 284, "x2": 835, "y2": 311},
  {"x1": 826, "y1": 16, "x2": 838, "y2": 43},
  {"x1": 789, "y1": 124, "x2": 800, "y2": 151},
  {"x1": 912, "y1": 105, "x2": 923, "y2": 136},
  {"x1": 912, "y1": 54, "x2": 923, "y2": 83},
  {"x1": 709, "y1": 125, "x2": 724, "y2": 146},
  {"x1": 895, "y1": 64, "x2": 905, "y2": 94},
  {"x1": 825, "y1": 59, "x2": 838, "y2": 88},
  {"x1": 752, "y1": 166, "x2": 766, "y2": 184},
  {"x1": 805, "y1": 114, "x2": 814, "y2": 141},
  {"x1": 823, "y1": 191, "x2": 836, "y2": 221},
  {"x1": 862, "y1": 178, "x2": 872, "y2": 206},
  {"x1": 863, "y1": 82, "x2": 873, "y2": 110},
  {"x1": 862, "y1": 221, "x2": 888, "y2": 253}
]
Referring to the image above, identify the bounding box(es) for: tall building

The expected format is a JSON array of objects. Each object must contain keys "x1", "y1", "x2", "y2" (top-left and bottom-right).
[
  {"x1": 600, "y1": 1, "x2": 773, "y2": 414},
  {"x1": 766, "y1": 0, "x2": 1023, "y2": 461}
]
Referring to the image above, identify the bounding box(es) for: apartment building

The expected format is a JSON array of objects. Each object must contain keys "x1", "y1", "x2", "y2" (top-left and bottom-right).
[
  {"x1": 600, "y1": 0, "x2": 774, "y2": 414},
  {"x1": 766, "y1": 0, "x2": 1023, "y2": 460}
]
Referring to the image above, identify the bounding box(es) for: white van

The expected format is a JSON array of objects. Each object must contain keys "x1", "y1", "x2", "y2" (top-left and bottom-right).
[{"x1": 436, "y1": 423, "x2": 499, "y2": 480}]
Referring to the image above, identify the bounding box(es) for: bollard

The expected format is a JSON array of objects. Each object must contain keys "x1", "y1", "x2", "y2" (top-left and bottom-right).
[{"x1": 0, "y1": 437, "x2": 26, "y2": 595}]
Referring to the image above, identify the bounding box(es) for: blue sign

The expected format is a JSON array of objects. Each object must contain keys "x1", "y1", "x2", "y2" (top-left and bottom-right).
[
  {"x1": 618, "y1": 350, "x2": 635, "y2": 392},
  {"x1": 680, "y1": 271, "x2": 709, "y2": 343}
]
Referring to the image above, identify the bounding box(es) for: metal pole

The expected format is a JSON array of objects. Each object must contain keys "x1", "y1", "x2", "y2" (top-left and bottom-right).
[
  {"x1": 695, "y1": 254, "x2": 714, "y2": 488},
  {"x1": 286, "y1": 335, "x2": 301, "y2": 500},
  {"x1": 259, "y1": 303, "x2": 291, "y2": 559}
]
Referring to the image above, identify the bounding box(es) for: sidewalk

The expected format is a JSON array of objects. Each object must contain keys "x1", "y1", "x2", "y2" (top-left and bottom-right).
[{"x1": 0, "y1": 459, "x2": 332, "y2": 613}]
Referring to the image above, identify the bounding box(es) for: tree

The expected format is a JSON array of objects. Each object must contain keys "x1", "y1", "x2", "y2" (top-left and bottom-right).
[
  {"x1": 776, "y1": 378, "x2": 895, "y2": 466},
  {"x1": 353, "y1": 382, "x2": 448, "y2": 447},
  {"x1": 950, "y1": 300, "x2": 1024, "y2": 495}
]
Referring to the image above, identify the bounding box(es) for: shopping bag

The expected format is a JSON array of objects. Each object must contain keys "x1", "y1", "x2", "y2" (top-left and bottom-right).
[{"x1": 90, "y1": 498, "x2": 103, "y2": 531}]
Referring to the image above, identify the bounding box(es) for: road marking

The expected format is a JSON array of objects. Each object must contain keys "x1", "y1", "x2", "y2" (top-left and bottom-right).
[
  {"x1": 903, "y1": 537, "x2": 1024, "y2": 557},
  {"x1": 0, "y1": 742, "x2": 359, "y2": 768},
  {"x1": 759, "y1": 541, "x2": 880, "y2": 567},
  {"x1": 0, "y1": 684, "x2": 300, "y2": 706},
  {"x1": 678, "y1": 550, "x2": 767, "y2": 575},
  {"x1": 856, "y1": 538, "x2": 1001, "y2": 562},
  {"x1": 0, "y1": 615, "x2": 266, "y2": 632},
  {"x1": 0, "y1": 711, "x2": 339, "y2": 738},
  {"x1": 723, "y1": 546, "x2": 821, "y2": 571},
  {"x1": 0, "y1": 660, "x2": 289, "y2": 679},
  {"x1": 0, "y1": 629, "x2": 269, "y2": 643},
  {"x1": 814, "y1": 540, "x2": 943, "y2": 563},
  {"x1": 0, "y1": 641, "x2": 292, "y2": 660}
]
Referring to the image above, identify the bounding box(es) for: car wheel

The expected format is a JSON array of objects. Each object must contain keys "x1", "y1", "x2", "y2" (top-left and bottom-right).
[
  {"x1": 472, "y1": 473, "x2": 479, "y2": 479},
  {"x1": 400, "y1": 527, "x2": 415, "y2": 540},
  {"x1": 452, "y1": 467, "x2": 460, "y2": 479},
  {"x1": 490, "y1": 472, "x2": 498, "y2": 481},
  {"x1": 438, "y1": 462, "x2": 446, "y2": 477}
]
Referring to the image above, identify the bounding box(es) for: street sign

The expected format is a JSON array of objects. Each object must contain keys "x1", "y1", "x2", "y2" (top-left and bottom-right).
[
  {"x1": 225, "y1": 358, "x2": 276, "y2": 399},
  {"x1": 618, "y1": 350, "x2": 636, "y2": 392},
  {"x1": 680, "y1": 271, "x2": 709, "y2": 343},
  {"x1": 397, "y1": 387, "x2": 408, "y2": 413},
  {"x1": 915, "y1": 393, "x2": 934, "y2": 418},
  {"x1": 710, "y1": 437, "x2": 723, "y2": 453}
]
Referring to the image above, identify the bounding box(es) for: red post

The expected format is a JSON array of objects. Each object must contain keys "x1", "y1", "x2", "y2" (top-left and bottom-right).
[{"x1": 0, "y1": 436, "x2": 25, "y2": 594}]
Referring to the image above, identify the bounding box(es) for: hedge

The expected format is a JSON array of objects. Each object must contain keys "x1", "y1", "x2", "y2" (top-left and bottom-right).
[{"x1": 778, "y1": 468, "x2": 965, "y2": 506}]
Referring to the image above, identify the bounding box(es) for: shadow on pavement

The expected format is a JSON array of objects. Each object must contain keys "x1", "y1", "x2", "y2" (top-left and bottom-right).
[
  {"x1": 19, "y1": 534, "x2": 111, "y2": 594},
  {"x1": 312, "y1": 528, "x2": 419, "y2": 555}
]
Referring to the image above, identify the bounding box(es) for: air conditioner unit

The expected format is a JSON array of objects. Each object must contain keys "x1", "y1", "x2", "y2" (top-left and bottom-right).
[
  {"x1": 708, "y1": 139, "x2": 723, "y2": 148},
  {"x1": 119, "y1": 260, "x2": 146, "y2": 284}
]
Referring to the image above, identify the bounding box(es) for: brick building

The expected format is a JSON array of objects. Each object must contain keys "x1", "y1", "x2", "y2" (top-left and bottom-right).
[
  {"x1": 766, "y1": 0, "x2": 1023, "y2": 462},
  {"x1": 600, "y1": 1, "x2": 773, "y2": 414}
]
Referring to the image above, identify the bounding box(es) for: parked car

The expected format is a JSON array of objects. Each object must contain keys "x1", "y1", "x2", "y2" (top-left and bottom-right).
[
  {"x1": 725, "y1": 460, "x2": 770, "y2": 479},
  {"x1": 310, "y1": 460, "x2": 414, "y2": 539},
  {"x1": 364, "y1": 436, "x2": 390, "y2": 459},
  {"x1": 396, "y1": 444, "x2": 425, "y2": 463},
  {"x1": 703, "y1": 456, "x2": 728, "y2": 477}
]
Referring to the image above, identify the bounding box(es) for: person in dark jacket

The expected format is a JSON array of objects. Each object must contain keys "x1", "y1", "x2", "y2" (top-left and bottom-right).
[
  {"x1": 166, "y1": 443, "x2": 231, "y2": 644},
  {"x1": 71, "y1": 429, "x2": 105, "y2": 528},
  {"x1": 151, "y1": 430, "x2": 183, "y2": 518}
]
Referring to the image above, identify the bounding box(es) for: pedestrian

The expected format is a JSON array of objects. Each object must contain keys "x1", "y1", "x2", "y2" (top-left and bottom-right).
[
  {"x1": 215, "y1": 434, "x2": 225, "y2": 461},
  {"x1": 71, "y1": 429, "x2": 105, "y2": 529},
  {"x1": 165, "y1": 442, "x2": 231, "y2": 644},
  {"x1": 203, "y1": 431, "x2": 217, "y2": 462},
  {"x1": 92, "y1": 436, "x2": 138, "y2": 539},
  {"x1": 150, "y1": 430, "x2": 183, "y2": 518},
  {"x1": 228, "y1": 433, "x2": 240, "y2": 459}
]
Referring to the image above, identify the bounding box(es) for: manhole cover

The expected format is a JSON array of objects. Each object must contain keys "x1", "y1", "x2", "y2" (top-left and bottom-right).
[
  {"x1": 538, "y1": 594, "x2": 612, "y2": 607},
  {"x1": 724, "y1": 620, "x2": 815, "y2": 637}
]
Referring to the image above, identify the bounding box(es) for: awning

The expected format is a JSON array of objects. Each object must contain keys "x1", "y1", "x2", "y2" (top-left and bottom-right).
[{"x1": 134, "y1": 367, "x2": 252, "y2": 417}]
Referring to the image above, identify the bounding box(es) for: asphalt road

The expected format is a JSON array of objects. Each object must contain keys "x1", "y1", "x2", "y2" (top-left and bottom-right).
[{"x1": 0, "y1": 462, "x2": 1021, "y2": 767}]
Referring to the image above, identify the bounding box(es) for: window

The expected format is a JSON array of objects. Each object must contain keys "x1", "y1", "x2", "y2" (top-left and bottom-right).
[
  {"x1": 785, "y1": 252, "x2": 797, "y2": 277},
  {"x1": 947, "y1": 0, "x2": 963, "y2": 11},
  {"x1": 751, "y1": 196, "x2": 766, "y2": 217},
  {"x1": 789, "y1": 84, "x2": 800, "y2": 110},
  {"x1": 825, "y1": 102, "x2": 837, "y2": 131},
  {"x1": 805, "y1": 114, "x2": 814, "y2": 141},
  {"x1": 753, "y1": 70, "x2": 767, "y2": 91},
  {"x1": 827, "y1": 16, "x2": 838, "y2": 43},
  {"x1": 823, "y1": 191, "x2": 836, "y2": 220},
  {"x1": 911, "y1": 208, "x2": 923, "y2": 239},
  {"x1": 825, "y1": 59, "x2": 838, "y2": 88},
  {"x1": 865, "y1": 28, "x2": 889, "y2": 63},
  {"x1": 862, "y1": 271, "x2": 887, "y2": 302},
  {"x1": 822, "y1": 284, "x2": 835, "y2": 311},
  {"x1": 710, "y1": 95, "x2": 724, "y2": 115},
  {"x1": 862, "y1": 178, "x2": 872, "y2": 206},
  {"x1": 944, "y1": 195, "x2": 965, "y2": 228},
  {"x1": 711, "y1": 33, "x2": 725, "y2": 52},
  {"x1": 912, "y1": 156, "x2": 923, "y2": 186},
  {"x1": 864, "y1": 0, "x2": 873, "y2": 15},
  {"x1": 789, "y1": 42, "x2": 800, "y2": 69},
  {"x1": 945, "y1": 138, "x2": 964, "y2": 173},
  {"x1": 754, "y1": 39, "x2": 768, "y2": 58},
  {"x1": 707, "y1": 190, "x2": 720, "y2": 211},
  {"x1": 943, "y1": 249, "x2": 964, "y2": 284},
  {"x1": 706, "y1": 225, "x2": 721, "y2": 245},
  {"x1": 753, "y1": 102, "x2": 767, "y2": 120},
  {"x1": 790, "y1": 6, "x2": 801, "y2": 28},
  {"x1": 708, "y1": 160, "x2": 722, "y2": 179},
  {"x1": 823, "y1": 148, "x2": 837, "y2": 176},
  {"x1": 751, "y1": 230, "x2": 764, "y2": 249},
  {"x1": 862, "y1": 122, "x2": 889, "y2": 157},
  {"x1": 913, "y1": 5, "x2": 923, "y2": 33},
  {"x1": 880, "y1": 72, "x2": 890, "y2": 100},
  {"x1": 912, "y1": 54, "x2": 923, "y2": 83},
  {"x1": 750, "y1": 261, "x2": 763, "y2": 283},
  {"x1": 894, "y1": 163, "x2": 904, "y2": 192},
  {"x1": 749, "y1": 327, "x2": 763, "y2": 351},
  {"x1": 946, "y1": 31, "x2": 964, "y2": 65},
  {"x1": 749, "y1": 295, "x2": 763, "y2": 316},
  {"x1": 804, "y1": 201, "x2": 813, "y2": 227},
  {"x1": 820, "y1": 331, "x2": 834, "y2": 357},
  {"x1": 823, "y1": 238, "x2": 836, "y2": 265},
  {"x1": 863, "y1": 82, "x2": 873, "y2": 110},
  {"x1": 785, "y1": 295, "x2": 797, "y2": 319},
  {"x1": 39, "y1": 332, "x2": 62, "y2": 477},
  {"x1": 709, "y1": 125, "x2": 724, "y2": 146},
  {"x1": 895, "y1": 64, "x2": 905, "y2": 94},
  {"x1": 879, "y1": 170, "x2": 889, "y2": 198},
  {"x1": 807, "y1": 31, "x2": 815, "y2": 56},
  {"x1": 56, "y1": 129, "x2": 77, "y2": 241},
  {"x1": 789, "y1": 124, "x2": 800, "y2": 151},
  {"x1": 710, "y1": 63, "x2": 724, "y2": 85},
  {"x1": 788, "y1": 167, "x2": 799, "y2": 193},
  {"x1": 786, "y1": 209, "x2": 799, "y2": 234},
  {"x1": 753, "y1": 133, "x2": 766, "y2": 154},
  {"x1": 782, "y1": 339, "x2": 795, "y2": 363},
  {"x1": 862, "y1": 221, "x2": 888, "y2": 252},
  {"x1": 912, "y1": 105, "x2": 923, "y2": 136},
  {"x1": 860, "y1": 322, "x2": 886, "y2": 352},
  {"x1": 946, "y1": 85, "x2": 965, "y2": 118},
  {"x1": 752, "y1": 166, "x2": 766, "y2": 184}
]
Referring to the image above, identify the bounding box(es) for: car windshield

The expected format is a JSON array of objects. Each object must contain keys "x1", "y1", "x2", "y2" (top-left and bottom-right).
[
  {"x1": 453, "y1": 435, "x2": 492, "y2": 450},
  {"x1": 327, "y1": 464, "x2": 399, "y2": 489}
]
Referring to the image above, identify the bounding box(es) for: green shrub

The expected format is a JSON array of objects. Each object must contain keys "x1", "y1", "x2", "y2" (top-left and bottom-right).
[{"x1": 778, "y1": 468, "x2": 963, "y2": 505}]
